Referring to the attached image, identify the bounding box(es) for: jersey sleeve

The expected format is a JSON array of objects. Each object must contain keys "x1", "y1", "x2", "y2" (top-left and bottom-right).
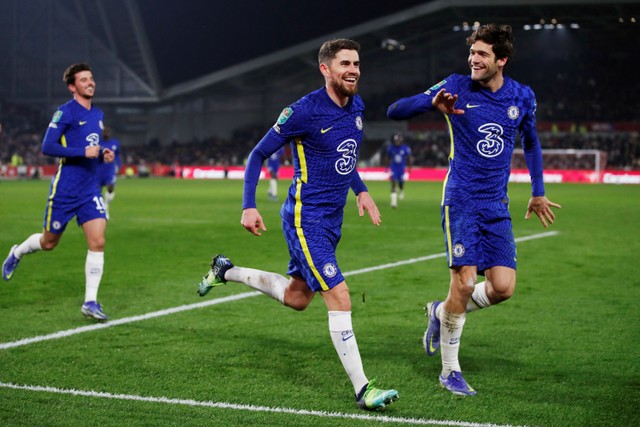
[
  {"x1": 350, "y1": 171, "x2": 368, "y2": 195},
  {"x1": 520, "y1": 87, "x2": 545, "y2": 197},
  {"x1": 242, "y1": 128, "x2": 289, "y2": 209},
  {"x1": 387, "y1": 92, "x2": 435, "y2": 120},
  {"x1": 41, "y1": 109, "x2": 86, "y2": 158}
]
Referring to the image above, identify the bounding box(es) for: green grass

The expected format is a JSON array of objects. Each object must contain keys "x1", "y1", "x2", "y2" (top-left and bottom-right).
[{"x1": 1, "y1": 177, "x2": 639, "y2": 426}]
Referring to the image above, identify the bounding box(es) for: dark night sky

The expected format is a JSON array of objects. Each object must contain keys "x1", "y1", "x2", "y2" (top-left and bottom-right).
[{"x1": 137, "y1": 0, "x2": 430, "y2": 86}]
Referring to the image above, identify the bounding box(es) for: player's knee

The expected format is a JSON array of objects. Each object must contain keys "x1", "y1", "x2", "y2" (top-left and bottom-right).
[
  {"x1": 450, "y1": 273, "x2": 476, "y2": 298},
  {"x1": 88, "y1": 237, "x2": 106, "y2": 251},
  {"x1": 285, "y1": 296, "x2": 310, "y2": 311},
  {"x1": 493, "y1": 283, "x2": 515, "y2": 302},
  {"x1": 489, "y1": 279, "x2": 516, "y2": 303},
  {"x1": 40, "y1": 240, "x2": 57, "y2": 251}
]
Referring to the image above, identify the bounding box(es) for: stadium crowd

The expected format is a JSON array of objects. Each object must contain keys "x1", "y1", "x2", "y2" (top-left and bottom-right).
[{"x1": 2, "y1": 87, "x2": 639, "y2": 175}]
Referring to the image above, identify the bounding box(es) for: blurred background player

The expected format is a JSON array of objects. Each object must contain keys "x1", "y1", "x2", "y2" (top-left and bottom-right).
[
  {"x1": 98, "y1": 126, "x2": 121, "y2": 219},
  {"x1": 2, "y1": 63, "x2": 114, "y2": 321},
  {"x1": 385, "y1": 133, "x2": 412, "y2": 208},
  {"x1": 266, "y1": 146, "x2": 285, "y2": 201},
  {"x1": 387, "y1": 24, "x2": 560, "y2": 396},
  {"x1": 197, "y1": 38, "x2": 398, "y2": 411}
]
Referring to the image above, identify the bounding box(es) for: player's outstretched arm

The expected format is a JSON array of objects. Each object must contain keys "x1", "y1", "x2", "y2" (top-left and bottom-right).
[
  {"x1": 356, "y1": 191, "x2": 381, "y2": 226},
  {"x1": 525, "y1": 196, "x2": 561, "y2": 228},
  {"x1": 241, "y1": 208, "x2": 267, "y2": 236}
]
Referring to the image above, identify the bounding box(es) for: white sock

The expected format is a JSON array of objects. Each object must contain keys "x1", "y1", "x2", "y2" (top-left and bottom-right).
[
  {"x1": 269, "y1": 179, "x2": 277, "y2": 197},
  {"x1": 105, "y1": 191, "x2": 115, "y2": 203},
  {"x1": 440, "y1": 309, "x2": 466, "y2": 376},
  {"x1": 225, "y1": 266, "x2": 286, "y2": 304},
  {"x1": 85, "y1": 250, "x2": 104, "y2": 302},
  {"x1": 390, "y1": 192, "x2": 398, "y2": 207},
  {"x1": 328, "y1": 311, "x2": 368, "y2": 395},
  {"x1": 14, "y1": 233, "x2": 43, "y2": 259},
  {"x1": 466, "y1": 281, "x2": 491, "y2": 312}
]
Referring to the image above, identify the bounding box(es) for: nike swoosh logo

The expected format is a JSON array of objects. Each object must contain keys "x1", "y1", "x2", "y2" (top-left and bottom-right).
[
  {"x1": 341, "y1": 334, "x2": 354, "y2": 341},
  {"x1": 429, "y1": 339, "x2": 437, "y2": 353},
  {"x1": 466, "y1": 104, "x2": 480, "y2": 109},
  {"x1": 79, "y1": 121, "x2": 87, "y2": 125},
  {"x1": 321, "y1": 127, "x2": 332, "y2": 134}
]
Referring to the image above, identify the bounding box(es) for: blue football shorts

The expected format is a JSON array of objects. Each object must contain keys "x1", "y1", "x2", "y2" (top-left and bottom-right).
[
  {"x1": 390, "y1": 166, "x2": 405, "y2": 183},
  {"x1": 282, "y1": 219, "x2": 345, "y2": 292},
  {"x1": 43, "y1": 192, "x2": 107, "y2": 234},
  {"x1": 97, "y1": 168, "x2": 117, "y2": 187},
  {"x1": 441, "y1": 200, "x2": 517, "y2": 274}
]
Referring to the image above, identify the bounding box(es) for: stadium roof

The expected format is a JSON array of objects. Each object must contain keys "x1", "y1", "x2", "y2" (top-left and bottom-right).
[{"x1": 1, "y1": 0, "x2": 638, "y2": 108}]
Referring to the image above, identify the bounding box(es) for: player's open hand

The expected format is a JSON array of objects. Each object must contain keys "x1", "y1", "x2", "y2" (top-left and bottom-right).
[
  {"x1": 356, "y1": 191, "x2": 381, "y2": 226},
  {"x1": 241, "y1": 208, "x2": 267, "y2": 236},
  {"x1": 432, "y1": 88, "x2": 465, "y2": 115},
  {"x1": 525, "y1": 196, "x2": 561, "y2": 228}
]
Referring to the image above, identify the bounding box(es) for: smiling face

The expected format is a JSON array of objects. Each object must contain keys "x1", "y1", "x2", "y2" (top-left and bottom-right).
[
  {"x1": 468, "y1": 40, "x2": 507, "y2": 90},
  {"x1": 69, "y1": 70, "x2": 95, "y2": 100},
  {"x1": 321, "y1": 48, "x2": 360, "y2": 106}
]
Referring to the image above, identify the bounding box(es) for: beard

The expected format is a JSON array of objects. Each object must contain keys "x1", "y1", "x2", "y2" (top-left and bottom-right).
[{"x1": 331, "y1": 79, "x2": 358, "y2": 98}]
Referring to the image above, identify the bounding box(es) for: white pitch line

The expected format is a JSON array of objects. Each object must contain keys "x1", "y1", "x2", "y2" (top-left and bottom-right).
[
  {"x1": 0, "y1": 381, "x2": 527, "y2": 427},
  {"x1": 0, "y1": 231, "x2": 558, "y2": 351},
  {"x1": 0, "y1": 292, "x2": 260, "y2": 350}
]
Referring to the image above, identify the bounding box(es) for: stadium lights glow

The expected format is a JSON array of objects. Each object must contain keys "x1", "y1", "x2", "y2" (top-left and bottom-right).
[
  {"x1": 524, "y1": 21, "x2": 576, "y2": 30},
  {"x1": 381, "y1": 38, "x2": 405, "y2": 51}
]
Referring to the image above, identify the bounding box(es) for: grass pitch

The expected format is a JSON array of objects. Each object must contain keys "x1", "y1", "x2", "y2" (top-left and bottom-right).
[{"x1": 1, "y1": 177, "x2": 639, "y2": 426}]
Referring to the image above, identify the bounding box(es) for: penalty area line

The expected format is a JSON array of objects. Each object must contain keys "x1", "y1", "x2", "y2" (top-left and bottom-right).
[
  {"x1": 0, "y1": 231, "x2": 558, "y2": 351},
  {"x1": 0, "y1": 381, "x2": 527, "y2": 427}
]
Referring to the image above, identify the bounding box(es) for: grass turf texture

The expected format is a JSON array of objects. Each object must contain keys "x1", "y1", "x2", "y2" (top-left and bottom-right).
[{"x1": 1, "y1": 178, "x2": 639, "y2": 426}]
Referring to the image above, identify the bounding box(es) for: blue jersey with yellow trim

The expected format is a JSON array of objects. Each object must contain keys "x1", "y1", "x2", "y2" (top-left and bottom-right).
[
  {"x1": 388, "y1": 74, "x2": 544, "y2": 204},
  {"x1": 42, "y1": 99, "x2": 104, "y2": 199},
  {"x1": 274, "y1": 88, "x2": 365, "y2": 225},
  {"x1": 243, "y1": 87, "x2": 366, "y2": 226}
]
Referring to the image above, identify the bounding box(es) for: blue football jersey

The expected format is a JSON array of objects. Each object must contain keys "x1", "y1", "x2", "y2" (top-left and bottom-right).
[
  {"x1": 42, "y1": 99, "x2": 105, "y2": 199},
  {"x1": 274, "y1": 88, "x2": 365, "y2": 225},
  {"x1": 98, "y1": 137, "x2": 122, "y2": 181},
  {"x1": 388, "y1": 74, "x2": 543, "y2": 204},
  {"x1": 243, "y1": 87, "x2": 366, "y2": 226},
  {"x1": 266, "y1": 146, "x2": 285, "y2": 173},
  {"x1": 387, "y1": 143, "x2": 411, "y2": 174}
]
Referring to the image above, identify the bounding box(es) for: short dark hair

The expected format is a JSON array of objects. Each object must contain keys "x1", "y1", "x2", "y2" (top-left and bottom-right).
[
  {"x1": 318, "y1": 39, "x2": 360, "y2": 65},
  {"x1": 63, "y1": 63, "x2": 92, "y2": 85},
  {"x1": 466, "y1": 24, "x2": 514, "y2": 64}
]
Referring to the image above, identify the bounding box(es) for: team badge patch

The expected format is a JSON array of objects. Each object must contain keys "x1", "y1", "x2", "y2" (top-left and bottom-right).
[
  {"x1": 52, "y1": 221, "x2": 61, "y2": 231},
  {"x1": 452, "y1": 243, "x2": 465, "y2": 258},
  {"x1": 51, "y1": 110, "x2": 63, "y2": 123},
  {"x1": 355, "y1": 116, "x2": 363, "y2": 130},
  {"x1": 323, "y1": 263, "x2": 337, "y2": 278},
  {"x1": 508, "y1": 106, "x2": 519, "y2": 120},
  {"x1": 428, "y1": 79, "x2": 447, "y2": 92},
  {"x1": 276, "y1": 107, "x2": 293, "y2": 125}
]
